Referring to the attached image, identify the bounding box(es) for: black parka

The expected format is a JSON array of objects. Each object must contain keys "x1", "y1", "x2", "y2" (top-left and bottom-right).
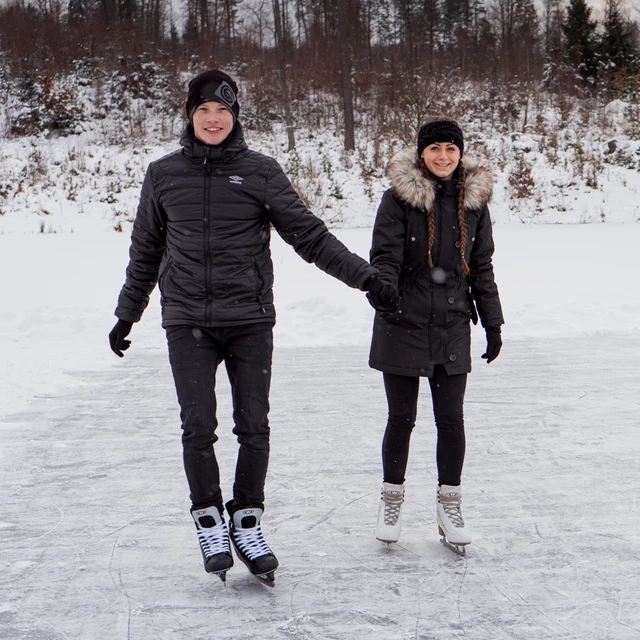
[
  {"x1": 115, "y1": 123, "x2": 376, "y2": 327},
  {"x1": 369, "y1": 148, "x2": 504, "y2": 377}
]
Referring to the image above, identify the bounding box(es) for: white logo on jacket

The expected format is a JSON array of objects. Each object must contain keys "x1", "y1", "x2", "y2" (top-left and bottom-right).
[{"x1": 229, "y1": 175, "x2": 243, "y2": 184}]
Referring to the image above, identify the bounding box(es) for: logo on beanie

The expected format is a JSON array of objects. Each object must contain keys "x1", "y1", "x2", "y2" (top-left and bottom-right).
[{"x1": 215, "y1": 81, "x2": 237, "y2": 108}]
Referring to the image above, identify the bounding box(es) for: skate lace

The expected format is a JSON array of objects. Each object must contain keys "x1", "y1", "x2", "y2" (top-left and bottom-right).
[
  {"x1": 442, "y1": 502, "x2": 465, "y2": 528},
  {"x1": 382, "y1": 491, "x2": 404, "y2": 526},
  {"x1": 232, "y1": 524, "x2": 272, "y2": 561},
  {"x1": 197, "y1": 521, "x2": 231, "y2": 558}
]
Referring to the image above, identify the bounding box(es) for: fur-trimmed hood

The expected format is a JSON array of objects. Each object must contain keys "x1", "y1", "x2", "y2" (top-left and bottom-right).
[{"x1": 385, "y1": 147, "x2": 493, "y2": 212}]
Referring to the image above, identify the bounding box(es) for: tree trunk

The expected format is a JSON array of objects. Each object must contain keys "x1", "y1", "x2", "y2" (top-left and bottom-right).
[
  {"x1": 272, "y1": 0, "x2": 296, "y2": 151},
  {"x1": 337, "y1": 0, "x2": 355, "y2": 151}
]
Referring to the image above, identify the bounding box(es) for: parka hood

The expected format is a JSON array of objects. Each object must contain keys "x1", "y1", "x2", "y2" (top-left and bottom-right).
[{"x1": 385, "y1": 147, "x2": 493, "y2": 212}]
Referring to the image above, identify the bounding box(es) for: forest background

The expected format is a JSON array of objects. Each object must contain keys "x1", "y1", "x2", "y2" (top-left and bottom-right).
[{"x1": 0, "y1": 0, "x2": 639, "y2": 232}]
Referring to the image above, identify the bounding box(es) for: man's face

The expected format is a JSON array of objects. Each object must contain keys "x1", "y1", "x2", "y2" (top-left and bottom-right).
[{"x1": 192, "y1": 101, "x2": 234, "y2": 145}]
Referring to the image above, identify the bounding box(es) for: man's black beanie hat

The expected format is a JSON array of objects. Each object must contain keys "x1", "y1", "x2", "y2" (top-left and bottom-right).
[
  {"x1": 417, "y1": 119, "x2": 464, "y2": 157},
  {"x1": 185, "y1": 70, "x2": 240, "y2": 123}
]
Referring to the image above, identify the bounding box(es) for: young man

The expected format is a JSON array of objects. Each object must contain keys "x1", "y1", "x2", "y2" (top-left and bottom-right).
[{"x1": 108, "y1": 69, "x2": 397, "y2": 584}]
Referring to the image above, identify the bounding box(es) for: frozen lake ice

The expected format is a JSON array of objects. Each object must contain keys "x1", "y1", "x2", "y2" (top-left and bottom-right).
[{"x1": 1, "y1": 226, "x2": 640, "y2": 639}]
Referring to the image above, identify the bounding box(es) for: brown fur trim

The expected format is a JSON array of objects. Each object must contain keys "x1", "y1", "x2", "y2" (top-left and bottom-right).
[{"x1": 385, "y1": 147, "x2": 493, "y2": 211}]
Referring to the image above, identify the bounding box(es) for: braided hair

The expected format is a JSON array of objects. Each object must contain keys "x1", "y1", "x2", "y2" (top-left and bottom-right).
[
  {"x1": 419, "y1": 160, "x2": 469, "y2": 275},
  {"x1": 426, "y1": 206, "x2": 436, "y2": 269},
  {"x1": 456, "y1": 166, "x2": 470, "y2": 275}
]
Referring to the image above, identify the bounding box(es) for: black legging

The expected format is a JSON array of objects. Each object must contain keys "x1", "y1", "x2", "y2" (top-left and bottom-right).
[{"x1": 382, "y1": 365, "x2": 467, "y2": 487}]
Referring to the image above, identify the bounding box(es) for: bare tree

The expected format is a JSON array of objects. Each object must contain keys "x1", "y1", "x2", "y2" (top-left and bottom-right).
[
  {"x1": 272, "y1": 0, "x2": 296, "y2": 150},
  {"x1": 337, "y1": 0, "x2": 355, "y2": 150}
]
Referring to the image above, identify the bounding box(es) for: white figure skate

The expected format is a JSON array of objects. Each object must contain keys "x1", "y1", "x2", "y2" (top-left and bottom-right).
[{"x1": 437, "y1": 484, "x2": 472, "y2": 556}]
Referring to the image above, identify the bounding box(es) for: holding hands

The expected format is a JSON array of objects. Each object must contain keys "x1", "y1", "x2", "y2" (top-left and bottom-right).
[{"x1": 366, "y1": 274, "x2": 400, "y2": 313}]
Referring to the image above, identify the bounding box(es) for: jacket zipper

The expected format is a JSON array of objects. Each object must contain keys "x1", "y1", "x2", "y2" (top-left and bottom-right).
[{"x1": 203, "y1": 155, "x2": 212, "y2": 325}]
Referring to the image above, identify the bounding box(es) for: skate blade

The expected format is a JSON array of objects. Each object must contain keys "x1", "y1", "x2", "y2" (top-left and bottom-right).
[
  {"x1": 376, "y1": 536, "x2": 399, "y2": 544},
  {"x1": 440, "y1": 537, "x2": 468, "y2": 556},
  {"x1": 216, "y1": 570, "x2": 228, "y2": 584},
  {"x1": 255, "y1": 572, "x2": 276, "y2": 587}
]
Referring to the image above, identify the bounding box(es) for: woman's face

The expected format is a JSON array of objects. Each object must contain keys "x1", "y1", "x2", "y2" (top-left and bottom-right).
[
  {"x1": 421, "y1": 142, "x2": 461, "y2": 180},
  {"x1": 192, "y1": 101, "x2": 234, "y2": 146}
]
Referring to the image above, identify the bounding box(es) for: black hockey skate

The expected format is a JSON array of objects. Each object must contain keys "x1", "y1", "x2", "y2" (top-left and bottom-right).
[
  {"x1": 226, "y1": 501, "x2": 279, "y2": 587},
  {"x1": 191, "y1": 505, "x2": 234, "y2": 582}
]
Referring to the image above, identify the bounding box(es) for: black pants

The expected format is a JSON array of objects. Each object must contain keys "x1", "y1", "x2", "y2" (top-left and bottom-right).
[
  {"x1": 382, "y1": 365, "x2": 467, "y2": 487},
  {"x1": 166, "y1": 323, "x2": 273, "y2": 512}
]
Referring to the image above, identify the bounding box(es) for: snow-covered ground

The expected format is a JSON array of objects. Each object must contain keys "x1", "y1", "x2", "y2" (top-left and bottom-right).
[
  {"x1": 1, "y1": 223, "x2": 640, "y2": 639},
  {"x1": 2, "y1": 106, "x2": 640, "y2": 235}
]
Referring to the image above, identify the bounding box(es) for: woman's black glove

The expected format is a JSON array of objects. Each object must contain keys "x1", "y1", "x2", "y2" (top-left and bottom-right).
[
  {"x1": 109, "y1": 320, "x2": 133, "y2": 357},
  {"x1": 366, "y1": 274, "x2": 400, "y2": 312},
  {"x1": 481, "y1": 326, "x2": 502, "y2": 363}
]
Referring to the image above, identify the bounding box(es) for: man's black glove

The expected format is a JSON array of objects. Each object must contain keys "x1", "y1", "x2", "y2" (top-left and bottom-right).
[
  {"x1": 109, "y1": 319, "x2": 133, "y2": 357},
  {"x1": 481, "y1": 326, "x2": 502, "y2": 364},
  {"x1": 366, "y1": 274, "x2": 400, "y2": 312}
]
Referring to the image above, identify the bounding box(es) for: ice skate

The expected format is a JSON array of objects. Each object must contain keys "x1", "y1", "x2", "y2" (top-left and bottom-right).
[
  {"x1": 376, "y1": 482, "x2": 405, "y2": 543},
  {"x1": 191, "y1": 505, "x2": 234, "y2": 582},
  {"x1": 436, "y1": 484, "x2": 471, "y2": 556},
  {"x1": 226, "y1": 501, "x2": 279, "y2": 586}
]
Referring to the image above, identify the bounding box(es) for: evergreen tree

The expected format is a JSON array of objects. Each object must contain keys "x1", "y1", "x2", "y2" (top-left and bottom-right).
[
  {"x1": 562, "y1": 0, "x2": 597, "y2": 83},
  {"x1": 419, "y1": 0, "x2": 440, "y2": 70},
  {"x1": 600, "y1": 0, "x2": 635, "y2": 73},
  {"x1": 441, "y1": 0, "x2": 467, "y2": 51},
  {"x1": 469, "y1": 0, "x2": 494, "y2": 80},
  {"x1": 441, "y1": 0, "x2": 474, "y2": 73},
  {"x1": 12, "y1": 73, "x2": 43, "y2": 136}
]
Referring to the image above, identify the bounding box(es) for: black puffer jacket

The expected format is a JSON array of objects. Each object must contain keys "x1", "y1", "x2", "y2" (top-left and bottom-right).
[
  {"x1": 115, "y1": 123, "x2": 376, "y2": 327},
  {"x1": 369, "y1": 148, "x2": 504, "y2": 377}
]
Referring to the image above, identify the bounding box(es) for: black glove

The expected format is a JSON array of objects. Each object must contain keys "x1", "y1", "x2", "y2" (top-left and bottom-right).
[
  {"x1": 481, "y1": 326, "x2": 502, "y2": 364},
  {"x1": 109, "y1": 319, "x2": 133, "y2": 357},
  {"x1": 366, "y1": 274, "x2": 400, "y2": 312}
]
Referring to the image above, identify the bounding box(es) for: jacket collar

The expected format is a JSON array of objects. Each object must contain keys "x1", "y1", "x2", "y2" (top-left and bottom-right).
[
  {"x1": 180, "y1": 121, "x2": 248, "y2": 163},
  {"x1": 385, "y1": 146, "x2": 493, "y2": 211}
]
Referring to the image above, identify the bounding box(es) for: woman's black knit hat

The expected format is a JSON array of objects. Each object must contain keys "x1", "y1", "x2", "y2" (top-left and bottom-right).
[
  {"x1": 185, "y1": 70, "x2": 240, "y2": 123},
  {"x1": 417, "y1": 119, "x2": 464, "y2": 157}
]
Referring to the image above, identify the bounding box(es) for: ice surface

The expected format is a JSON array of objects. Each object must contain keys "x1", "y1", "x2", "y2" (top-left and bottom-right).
[{"x1": 1, "y1": 226, "x2": 640, "y2": 639}]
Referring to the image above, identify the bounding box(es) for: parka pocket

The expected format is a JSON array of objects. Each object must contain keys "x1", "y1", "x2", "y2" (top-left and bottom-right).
[
  {"x1": 446, "y1": 287, "x2": 477, "y2": 324},
  {"x1": 160, "y1": 257, "x2": 206, "y2": 301}
]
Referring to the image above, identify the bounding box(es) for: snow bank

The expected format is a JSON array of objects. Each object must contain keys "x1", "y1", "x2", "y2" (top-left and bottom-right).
[{"x1": 1, "y1": 97, "x2": 640, "y2": 234}]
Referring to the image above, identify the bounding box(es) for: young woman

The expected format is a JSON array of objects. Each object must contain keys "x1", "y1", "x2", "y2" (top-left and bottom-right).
[{"x1": 368, "y1": 117, "x2": 504, "y2": 554}]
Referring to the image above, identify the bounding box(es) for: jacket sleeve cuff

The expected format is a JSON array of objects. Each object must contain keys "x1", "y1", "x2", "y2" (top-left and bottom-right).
[{"x1": 114, "y1": 307, "x2": 142, "y2": 323}]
